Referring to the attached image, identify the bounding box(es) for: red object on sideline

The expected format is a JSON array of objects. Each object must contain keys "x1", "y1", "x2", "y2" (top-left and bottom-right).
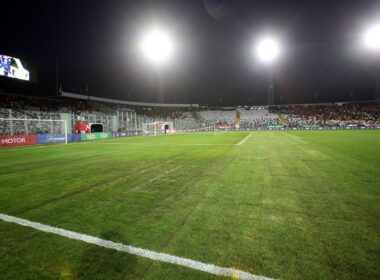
[
  {"x1": 74, "y1": 122, "x2": 90, "y2": 134},
  {"x1": 0, "y1": 135, "x2": 36, "y2": 147}
]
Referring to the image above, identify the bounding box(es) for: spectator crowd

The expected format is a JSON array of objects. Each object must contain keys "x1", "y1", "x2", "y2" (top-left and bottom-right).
[
  {"x1": 1, "y1": 93, "x2": 379, "y2": 130},
  {"x1": 277, "y1": 103, "x2": 380, "y2": 128}
]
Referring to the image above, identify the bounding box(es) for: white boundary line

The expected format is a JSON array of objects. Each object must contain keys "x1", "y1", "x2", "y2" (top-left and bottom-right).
[
  {"x1": 180, "y1": 144, "x2": 232, "y2": 146},
  {"x1": 235, "y1": 132, "x2": 253, "y2": 146},
  {"x1": 131, "y1": 165, "x2": 182, "y2": 192},
  {"x1": 0, "y1": 213, "x2": 272, "y2": 280}
]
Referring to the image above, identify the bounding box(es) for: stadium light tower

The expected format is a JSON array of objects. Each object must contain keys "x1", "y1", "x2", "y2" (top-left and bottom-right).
[
  {"x1": 140, "y1": 28, "x2": 174, "y2": 103},
  {"x1": 255, "y1": 37, "x2": 281, "y2": 106},
  {"x1": 140, "y1": 29, "x2": 174, "y2": 65},
  {"x1": 363, "y1": 23, "x2": 380, "y2": 101}
]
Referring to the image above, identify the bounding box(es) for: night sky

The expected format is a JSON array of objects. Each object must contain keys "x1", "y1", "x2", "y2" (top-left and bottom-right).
[{"x1": 1, "y1": 0, "x2": 380, "y2": 105}]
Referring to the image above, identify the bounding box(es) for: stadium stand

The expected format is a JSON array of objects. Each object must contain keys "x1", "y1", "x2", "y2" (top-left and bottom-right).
[
  {"x1": 0, "y1": 93, "x2": 379, "y2": 139},
  {"x1": 197, "y1": 107, "x2": 281, "y2": 128},
  {"x1": 276, "y1": 103, "x2": 380, "y2": 128},
  {"x1": 0, "y1": 93, "x2": 200, "y2": 136}
]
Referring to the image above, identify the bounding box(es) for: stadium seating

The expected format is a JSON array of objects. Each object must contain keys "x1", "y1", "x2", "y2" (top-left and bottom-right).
[
  {"x1": 197, "y1": 107, "x2": 281, "y2": 128},
  {"x1": 277, "y1": 103, "x2": 380, "y2": 128},
  {"x1": 0, "y1": 93, "x2": 379, "y2": 136}
]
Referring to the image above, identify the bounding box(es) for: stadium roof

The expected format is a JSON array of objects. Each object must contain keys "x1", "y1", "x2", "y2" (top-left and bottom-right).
[{"x1": 59, "y1": 91, "x2": 199, "y2": 108}]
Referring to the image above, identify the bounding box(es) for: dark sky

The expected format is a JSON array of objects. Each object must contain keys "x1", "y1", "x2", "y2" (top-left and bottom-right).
[{"x1": 1, "y1": 0, "x2": 380, "y2": 105}]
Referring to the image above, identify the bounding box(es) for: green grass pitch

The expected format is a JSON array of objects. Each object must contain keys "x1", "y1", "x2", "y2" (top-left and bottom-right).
[{"x1": 0, "y1": 130, "x2": 379, "y2": 279}]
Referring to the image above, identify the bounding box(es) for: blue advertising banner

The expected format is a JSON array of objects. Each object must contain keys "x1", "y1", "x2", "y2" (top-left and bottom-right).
[
  {"x1": 71, "y1": 133, "x2": 81, "y2": 142},
  {"x1": 36, "y1": 133, "x2": 81, "y2": 144}
]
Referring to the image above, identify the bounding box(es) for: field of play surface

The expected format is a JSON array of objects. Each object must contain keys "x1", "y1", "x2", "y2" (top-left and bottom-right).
[{"x1": 0, "y1": 130, "x2": 379, "y2": 280}]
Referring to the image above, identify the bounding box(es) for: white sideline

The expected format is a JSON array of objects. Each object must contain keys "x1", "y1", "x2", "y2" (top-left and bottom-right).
[
  {"x1": 0, "y1": 213, "x2": 272, "y2": 280},
  {"x1": 235, "y1": 132, "x2": 253, "y2": 146}
]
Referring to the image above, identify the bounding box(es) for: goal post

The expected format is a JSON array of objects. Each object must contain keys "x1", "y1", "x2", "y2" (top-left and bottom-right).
[
  {"x1": 142, "y1": 121, "x2": 174, "y2": 136},
  {"x1": 0, "y1": 118, "x2": 68, "y2": 144},
  {"x1": 142, "y1": 122, "x2": 161, "y2": 136}
]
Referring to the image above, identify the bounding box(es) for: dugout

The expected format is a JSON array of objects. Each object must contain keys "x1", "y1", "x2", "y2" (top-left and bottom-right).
[{"x1": 91, "y1": 123, "x2": 103, "y2": 133}]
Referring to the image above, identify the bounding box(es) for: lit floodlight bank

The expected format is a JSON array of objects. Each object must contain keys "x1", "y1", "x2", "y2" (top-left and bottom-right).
[
  {"x1": 140, "y1": 29, "x2": 174, "y2": 65},
  {"x1": 363, "y1": 23, "x2": 380, "y2": 51},
  {"x1": 256, "y1": 37, "x2": 280, "y2": 63}
]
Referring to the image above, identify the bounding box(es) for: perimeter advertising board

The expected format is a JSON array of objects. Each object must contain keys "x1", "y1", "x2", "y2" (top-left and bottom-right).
[
  {"x1": 80, "y1": 132, "x2": 112, "y2": 141},
  {"x1": 36, "y1": 133, "x2": 81, "y2": 144},
  {"x1": 0, "y1": 135, "x2": 36, "y2": 147}
]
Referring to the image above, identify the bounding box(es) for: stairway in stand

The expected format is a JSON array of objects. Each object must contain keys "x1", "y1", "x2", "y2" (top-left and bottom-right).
[{"x1": 276, "y1": 111, "x2": 287, "y2": 126}]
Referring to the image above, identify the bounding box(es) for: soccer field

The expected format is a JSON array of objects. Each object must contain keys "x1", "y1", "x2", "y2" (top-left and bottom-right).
[{"x1": 0, "y1": 130, "x2": 379, "y2": 280}]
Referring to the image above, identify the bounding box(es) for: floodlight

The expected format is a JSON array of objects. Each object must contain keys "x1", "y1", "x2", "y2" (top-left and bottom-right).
[
  {"x1": 256, "y1": 37, "x2": 280, "y2": 63},
  {"x1": 363, "y1": 23, "x2": 380, "y2": 51},
  {"x1": 140, "y1": 29, "x2": 174, "y2": 65}
]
